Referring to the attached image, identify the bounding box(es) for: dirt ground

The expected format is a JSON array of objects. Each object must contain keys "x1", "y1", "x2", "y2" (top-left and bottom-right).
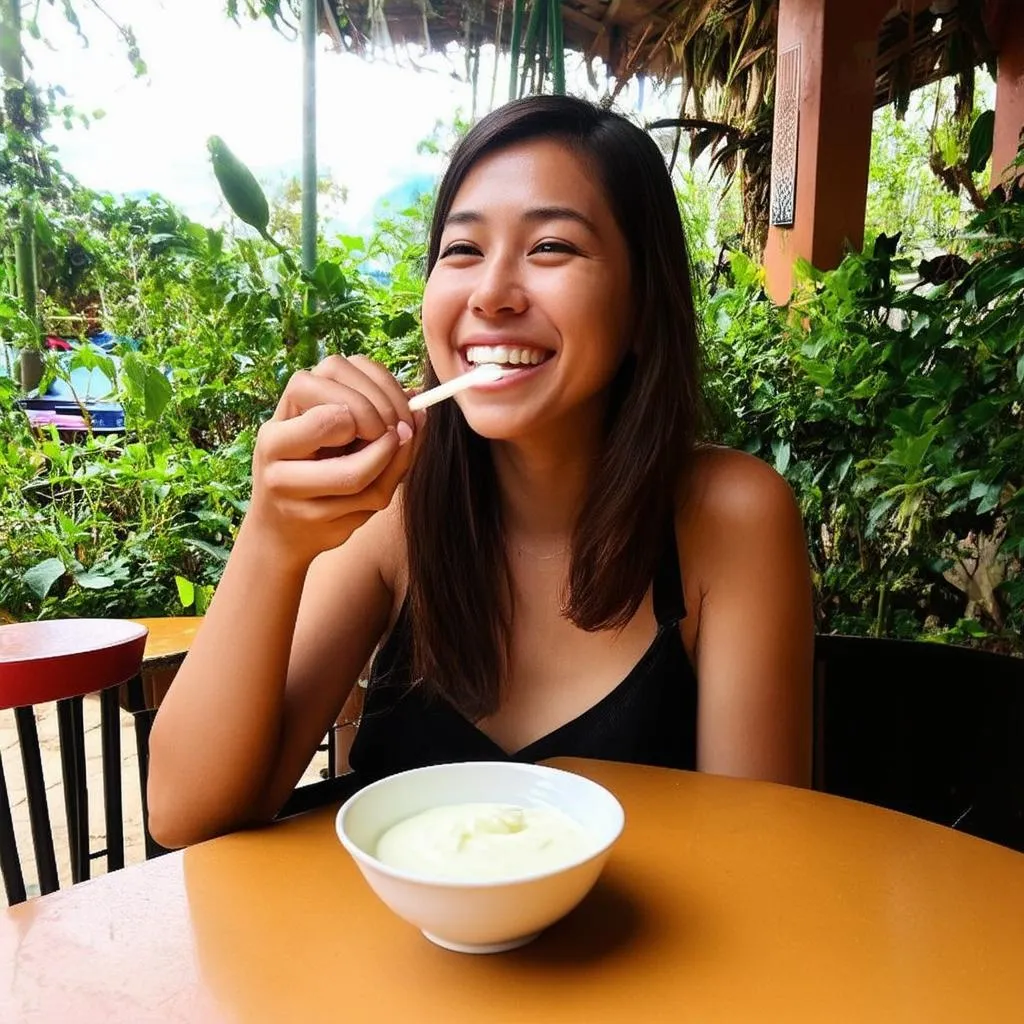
[{"x1": 1, "y1": 697, "x2": 328, "y2": 905}]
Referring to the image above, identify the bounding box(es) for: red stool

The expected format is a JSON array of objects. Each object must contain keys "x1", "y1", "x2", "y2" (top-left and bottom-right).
[{"x1": 0, "y1": 619, "x2": 148, "y2": 904}]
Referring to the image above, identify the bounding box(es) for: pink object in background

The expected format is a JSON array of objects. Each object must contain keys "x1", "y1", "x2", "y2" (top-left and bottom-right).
[
  {"x1": 52, "y1": 414, "x2": 90, "y2": 430},
  {"x1": 25, "y1": 410, "x2": 90, "y2": 431}
]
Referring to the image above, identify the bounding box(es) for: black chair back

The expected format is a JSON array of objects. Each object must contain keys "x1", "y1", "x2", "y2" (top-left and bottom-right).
[
  {"x1": 1, "y1": 679, "x2": 167, "y2": 906},
  {"x1": 813, "y1": 634, "x2": 1024, "y2": 853}
]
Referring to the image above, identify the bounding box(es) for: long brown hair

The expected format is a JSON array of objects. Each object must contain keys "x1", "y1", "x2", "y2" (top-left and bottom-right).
[{"x1": 403, "y1": 95, "x2": 703, "y2": 719}]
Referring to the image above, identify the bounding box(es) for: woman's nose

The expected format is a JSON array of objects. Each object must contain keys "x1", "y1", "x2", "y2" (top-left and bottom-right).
[{"x1": 468, "y1": 258, "x2": 528, "y2": 317}]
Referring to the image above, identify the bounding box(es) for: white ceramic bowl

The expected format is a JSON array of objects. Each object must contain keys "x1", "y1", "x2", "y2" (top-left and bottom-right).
[{"x1": 335, "y1": 761, "x2": 625, "y2": 954}]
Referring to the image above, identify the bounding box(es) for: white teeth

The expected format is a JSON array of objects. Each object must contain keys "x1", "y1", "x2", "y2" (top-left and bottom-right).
[{"x1": 464, "y1": 345, "x2": 548, "y2": 367}]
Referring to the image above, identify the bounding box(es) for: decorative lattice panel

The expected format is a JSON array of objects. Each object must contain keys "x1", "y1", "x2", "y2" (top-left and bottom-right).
[{"x1": 770, "y1": 44, "x2": 801, "y2": 228}]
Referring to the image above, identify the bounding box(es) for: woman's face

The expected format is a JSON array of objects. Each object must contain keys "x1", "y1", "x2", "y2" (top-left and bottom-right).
[{"x1": 421, "y1": 138, "x2": 632, "y2": 443}]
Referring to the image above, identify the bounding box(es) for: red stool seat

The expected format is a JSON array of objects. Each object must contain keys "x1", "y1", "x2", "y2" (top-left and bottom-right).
[
  {"x1": 0, "y1": 619, "x2": 152, "y2": 904},
  {"x1": 0, "y1": 619, "x2": 148, "y2": 709}
]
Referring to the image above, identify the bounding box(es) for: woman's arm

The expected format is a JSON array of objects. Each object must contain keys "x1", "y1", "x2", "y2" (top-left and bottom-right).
[
  {"x1": 147, "y1": 356, "x2": 416, "y2": 848},
  {"x1": 681, "y1": 448, "x2": 814, "y2": 787}
]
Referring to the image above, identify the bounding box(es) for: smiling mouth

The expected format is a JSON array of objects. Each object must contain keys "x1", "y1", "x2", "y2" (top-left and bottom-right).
[{"x1": 463, "y1": 344, "x2": 553, "y2": 371}]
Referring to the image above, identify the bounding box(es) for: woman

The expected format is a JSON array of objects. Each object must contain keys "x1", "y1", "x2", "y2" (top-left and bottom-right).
[{"x1": 148, "y1": 95, "x2": 813, "y2": 849}]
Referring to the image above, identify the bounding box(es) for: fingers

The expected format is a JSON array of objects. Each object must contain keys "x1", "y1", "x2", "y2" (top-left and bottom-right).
[
  {"x1": 342, "y1": 355, "x2": 414, "y2": 429},
  {"x1": 262, "y1": 424, "x2": 409, "y2": 501},
  {"x1": 344, "y1": 425, "x2": 416, "y2": 508},
  {"x1": 310, "y1": 354, "x2": 412, "y2": 431},
  {"x1": 274, "y1": 369, "x2": 388, "y2": 445},
  {"x1": 260, "y1": 403, "x2": 358, "y2": 462},
  {"x1": 253, "y1": 356, "x2": 420, "y2": 545}
]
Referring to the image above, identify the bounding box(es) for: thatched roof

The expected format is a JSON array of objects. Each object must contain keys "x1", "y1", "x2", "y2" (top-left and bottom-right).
[{"x1": 322, "y1": 0, "x2": 997, "y2": 112}]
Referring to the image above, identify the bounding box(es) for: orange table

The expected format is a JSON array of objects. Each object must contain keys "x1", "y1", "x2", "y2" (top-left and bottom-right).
[
  {"x1": 2, "y1": 758, "x2": 1022, "y2": 1022},
  {"x1": 127, "y1": 616, "x2": 203, "y2": 709}
]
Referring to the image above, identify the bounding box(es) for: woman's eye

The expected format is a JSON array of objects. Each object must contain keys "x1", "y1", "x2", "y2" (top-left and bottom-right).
[
  {"x1": 440, "y1": 242, "x2": 481, "y2": 259},
  {"x1": 531, "y1": 240, "x2": 578, "y2": 255}
]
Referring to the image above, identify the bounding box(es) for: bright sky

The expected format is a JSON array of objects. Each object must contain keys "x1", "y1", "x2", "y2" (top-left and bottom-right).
[
  {"x1": 24, "y1": 0, "x2": 468, "y2": 233},
  {"x1": 24, "y1": 0, "x2": 666, "y2": 237}
]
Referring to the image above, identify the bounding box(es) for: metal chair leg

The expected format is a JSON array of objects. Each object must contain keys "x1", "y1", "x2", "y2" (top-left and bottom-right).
[
  {"x1": 0, "y1": 753, "x2": 27, "y2": 905},
  {"x1": 99, "y1": 688, "x2": 124, "y2": 872},
  {"x1": 57, "y1": 698, "x2": 90, "y2": 884},
  {"x1": 132, "y1": 708, "x2": 168, "y2": 860},
  {"x1": 14, "y1": 707, "x2": 60, "y2": 895}
]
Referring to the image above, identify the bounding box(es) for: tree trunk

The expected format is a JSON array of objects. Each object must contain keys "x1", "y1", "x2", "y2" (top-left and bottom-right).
[{"x1": 740, "y1": 150, "x2": 771, "y2": 261}]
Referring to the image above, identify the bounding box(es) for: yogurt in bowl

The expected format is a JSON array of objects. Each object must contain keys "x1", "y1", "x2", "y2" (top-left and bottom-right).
[
  {"x1": 375, "y1": 802, "x2": 595, "y2": 881},
  {"x1": 335, "y1": 761, "x2": 625, "y2": 953}
]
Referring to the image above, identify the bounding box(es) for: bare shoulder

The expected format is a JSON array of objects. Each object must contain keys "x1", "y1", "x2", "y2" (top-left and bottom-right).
[
  {"x1": 676, "y1": 445, "x2": 802, "y2": 540},
  {"x1": 674, "y1": 448, "x2": 813, "y2": 787},
  {"x1": 672, "y1": 443, "x2": 810, "y2": 617}
]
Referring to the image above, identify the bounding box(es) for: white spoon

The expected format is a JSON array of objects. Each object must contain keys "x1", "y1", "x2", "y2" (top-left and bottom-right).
[{"x1": 408, "y1": 363, "x2": 507, "y2": 412}]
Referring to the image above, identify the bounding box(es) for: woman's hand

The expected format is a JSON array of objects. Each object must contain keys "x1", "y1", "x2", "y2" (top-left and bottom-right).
[{"x1": 246, "y1": 354, "x2": 418, "y2": 569}]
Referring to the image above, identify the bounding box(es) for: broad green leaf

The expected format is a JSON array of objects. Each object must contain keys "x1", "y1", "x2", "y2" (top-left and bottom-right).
[
  {"x1": 196, "y1": 584, "x2": 215, "y2": 616},
  {"x1": 383, "y1": 311, "x2": 419, "y2": 339},
  {"x1": 969, "y1": 477, "x2": 993, "y2": 501},
  {"x1": 206, "y1": 229, "x2": 224, "y2": 259},
  {"x1": 801, "y1": 360, "x2": 833, "y2": 389},
  {"x1": 866, "y1": 495, "x2": 898, "y2": 536},
  {"x1": 977, "y1": 483, "x2": 1003, "y2": 515},
  {"x1": 74, "y1": 572, "x2": 115, "y2": 590},
  {"x1": 69, "y1": 346, "x2": 117, "y2": 389},
  {"x1": 311, "y1": 261, "x2": 346, "y2": 298},
  {"x1": 957, "y1": 618, "x2": 988, "y2": 638},
  {"x1": 962, "y1": 396, "x2": 1005, "y2": 430},
  {"x1": 142, "y1": 370, "x2": 173, "y2": 421},
  {"x1": 22, "y1": 558, "x2": 66, "y2": 600},
  {"x1": 850, "y1": 374, "x2": 883, "y2": 400},
  {"x1": 1000, "y1": 578, "x2": 1024, "y2": 610},
  {"x1": 175, "y1": 576, "x2": 196, "y2": 609},
  {"x1": 967, "y1": 110, "x2": 995, "y2": 175},
  {"x1": 971, "y1": 255, "x2": 1024, "y2": 308},
  {"x1": 773, "y1": 439, "x2": 791, "y2": 475},
  {"x1": 121, "y1": 352, "x2": 172, "y2": 421},
  {"x1": 728, "y1": 251, "x2": 760, "y2": 289},
  {"x1": 185, "y1": 538, "x2": 230, "y2": 562}
]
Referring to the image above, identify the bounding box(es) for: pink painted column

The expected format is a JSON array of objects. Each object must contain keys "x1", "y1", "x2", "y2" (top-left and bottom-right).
[
  {"x1": 764, "y1": 0, "x2": 892, "y2": 304},
  {"x1": 990, "y1": 2, "x2": 1024, "y2": 186}
]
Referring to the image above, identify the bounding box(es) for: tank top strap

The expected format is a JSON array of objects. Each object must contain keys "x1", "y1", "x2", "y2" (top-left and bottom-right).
[{"x1": 652, "y1": 523, "x2": 687, "y2": 629}]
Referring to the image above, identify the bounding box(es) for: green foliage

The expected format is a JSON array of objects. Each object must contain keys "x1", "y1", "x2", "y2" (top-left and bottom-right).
[
  {"x1": 208, "y1": 136, "x2": 272, "y2": 237},
  {"x1": 507, "y1": 0, "x2": 567, "y2": 98},
  {"x1": 3, "y1": 54, "x2": 1021, "y2": 664},
  {"x1": 866, "y1": 85, "x2": 967, "y2": 253},
  {"x1": 0, "y1": 153, "x2": 425, "y2": 621},
  {"x1": 704, "y1": 174, "x2": 1024, "y2": 650}
]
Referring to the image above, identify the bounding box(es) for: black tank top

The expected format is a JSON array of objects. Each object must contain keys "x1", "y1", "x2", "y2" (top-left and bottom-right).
[{"x1": 347, "y1": 532, "x2": 698, "y2": 782}]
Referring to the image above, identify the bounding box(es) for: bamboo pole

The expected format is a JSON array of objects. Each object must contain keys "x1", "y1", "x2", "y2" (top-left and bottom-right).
[
  {"x1": 0, "y1": 0, "x2": 43, "y2": 389},
  {"x1": 301, "y1": 0, "x2": 318, "y2": 281}
]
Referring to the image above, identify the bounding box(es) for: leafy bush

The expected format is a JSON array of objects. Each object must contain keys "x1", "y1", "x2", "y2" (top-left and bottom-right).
[
  {"x1": 1, "y1": 172, "x2": 427, "y2": 620},
  {"x1": 705, "y1": 171, "x2": 1024, "y2": 650},
  {"x1": 3, "y1": 120, "x2": 1022, "y2": 658}
]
